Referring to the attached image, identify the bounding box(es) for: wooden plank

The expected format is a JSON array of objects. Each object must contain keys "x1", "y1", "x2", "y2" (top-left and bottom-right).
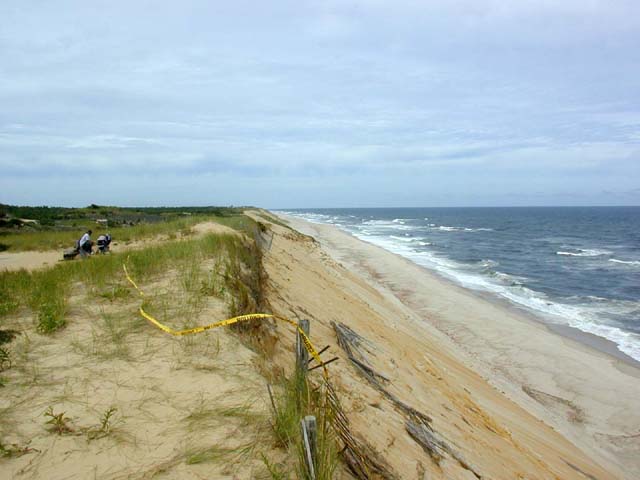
[{"x1": 301, "y1": 415, "x2": 317, "y2": 479}]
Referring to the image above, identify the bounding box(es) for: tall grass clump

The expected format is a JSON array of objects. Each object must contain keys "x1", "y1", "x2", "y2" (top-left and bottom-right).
[
  {"x1": 270, "y1": 370, "x2": 338, "y2": 480},
  {"x1": 29, "y1": 269, "x2": 71, "y2": 334},
  {"x1": 0, "y1": 269, "x2": 31, "y2": 318}
]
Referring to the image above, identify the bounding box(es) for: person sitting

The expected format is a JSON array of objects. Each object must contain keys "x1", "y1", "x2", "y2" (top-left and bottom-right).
[
  {"x1": 96, "y1": 233, "x2": 112, "y2": 254},
  {"x1": 78, "y1": 229, "x2": 93, "y2": 258}
]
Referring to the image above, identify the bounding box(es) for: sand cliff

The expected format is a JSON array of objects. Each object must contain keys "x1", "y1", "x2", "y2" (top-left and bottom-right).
[{"x1": 258, "y1": 211, "x2": 637, "y2": 479}]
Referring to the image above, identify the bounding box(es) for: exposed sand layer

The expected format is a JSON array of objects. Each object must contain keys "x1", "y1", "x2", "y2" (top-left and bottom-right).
[{"x1": 276, "y1": 213, "x2": 639, "y2": 479}]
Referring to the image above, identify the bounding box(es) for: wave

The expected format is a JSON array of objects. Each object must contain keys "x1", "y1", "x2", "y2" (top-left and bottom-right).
[
  {"x1": 433, "y1": 225, "x2": 494, "y2": 232},
  {"x1": 352, "y1": 231, "x2": 640, "y2": 362},
  {"x1": 609, "y1": 259, "x2": 640, "y2": 266},
  {"x1": 478, "y1": 259, "x2": 499, "y2": 269},
  {"x1": 281, "y1": 210, "x2": 640, "y2": 362},
  {"x1": 390, "y1": 235, "x2": 414, "y2": 242},
  {"x1": 557, "y1": 249, "x2": 612, "y2": 257}
]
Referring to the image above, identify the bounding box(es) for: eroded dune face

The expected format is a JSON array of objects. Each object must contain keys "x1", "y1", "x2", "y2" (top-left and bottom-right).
[{"x1": 261, "y1": 212, "x2": 626, "y2": 480}]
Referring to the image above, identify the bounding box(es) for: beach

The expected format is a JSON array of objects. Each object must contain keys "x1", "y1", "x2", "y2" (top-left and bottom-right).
[
  {"x1": 2, "y1": 210, "x2": 637, "y2": 479},
  {"x1": 276, "y1": 213, "x2": 640, "y2": 479}
]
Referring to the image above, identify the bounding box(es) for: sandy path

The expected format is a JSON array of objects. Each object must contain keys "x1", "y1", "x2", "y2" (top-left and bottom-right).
[
  {"x1": 0, "y1": 221, "x2": 238, "y2": 273},
  {"x1": 280, "y1": 214, "x2": 640, "y2": 479},
  {"x1": 0, "y1": 251, "x2": 61, "y2": 272}
]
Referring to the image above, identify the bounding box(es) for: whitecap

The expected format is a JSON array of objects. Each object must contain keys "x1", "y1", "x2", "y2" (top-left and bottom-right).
[
  {"x1": 609, "y1": 259, "x2": 640, "y2": 266},
  {"x1": 557, "y1": 249, "x2": 612, "y2": 257}
]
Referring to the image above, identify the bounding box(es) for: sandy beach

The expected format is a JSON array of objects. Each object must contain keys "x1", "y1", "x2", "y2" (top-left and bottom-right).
[
  {"x1": 2, "y1": 212, "x2": 637, "y2": 479},
  {"x1": 277, "y1": 213, "x2": 640, "y2": 479}
]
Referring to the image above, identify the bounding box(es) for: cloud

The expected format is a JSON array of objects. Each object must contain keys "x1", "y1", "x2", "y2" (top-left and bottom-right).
[{"x1": 0, "y1": 0, "x2": 639, "y2": 206}]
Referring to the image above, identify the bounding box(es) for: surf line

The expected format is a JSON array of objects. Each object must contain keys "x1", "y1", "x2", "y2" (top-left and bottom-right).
[{"x1": 122, "y1": 262, "x2": 328, "y2": 378}]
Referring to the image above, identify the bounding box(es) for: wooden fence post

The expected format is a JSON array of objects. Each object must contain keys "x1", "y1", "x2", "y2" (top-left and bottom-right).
[
  {"x1": 296, "y1": 319, "x2": 310, "y2": 377},
  {"x1": 301, "y1": 415, "x2": 317, "y2": 479}
]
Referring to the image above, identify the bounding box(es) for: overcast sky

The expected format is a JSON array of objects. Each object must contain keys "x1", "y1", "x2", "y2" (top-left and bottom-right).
[{"x1": 1, "y1": 1, "x2": 639, "y2": 207}]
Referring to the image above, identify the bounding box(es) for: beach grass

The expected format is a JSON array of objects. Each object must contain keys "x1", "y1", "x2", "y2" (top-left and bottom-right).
[
  {"x1": 0, "y1": 210, "x2": 255, "y2": 252},
  {"x1": 269, "y1": 369, "x2": 338, "y2": 480},
  {"x1": 0, "y1": 211, "x2": 339, "y2": 479},
  {"x1": 0, "y1": 216, "x2": 262, "y2": 339}
]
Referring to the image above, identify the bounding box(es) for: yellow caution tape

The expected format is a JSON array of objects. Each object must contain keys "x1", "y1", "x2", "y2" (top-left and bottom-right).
[
  {"x1": 123, "y1": 263, "x2": 145, "y2": 297},
  {"x1": 123, "y1": 263, "x2": 327, "y2": 376}
]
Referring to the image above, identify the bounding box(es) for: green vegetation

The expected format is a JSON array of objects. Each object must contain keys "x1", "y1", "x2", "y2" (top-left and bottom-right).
[
  {"x1": 0, "y1": 203, "x2": 246, "y2": 226},
  {"x1": 270, "y1": 370, "x2": 338, "y2": 480},
  {"x1": 0, "y1": 209, "x2": 342, "y2": 478},
  {"x1": 185, "y1": 442, "x2": 256, "y2": 465},
  {"x1": 0, "y1": 216, "x2": 266, "y2": 339},
  {"x1": 0, "y1": 204, "x2": 251, "y2": 252},
  {"x1": 43, "y1": 406, "x2": 73, "y2": 435},
  {"x1": 86, "y1": 406, "x2": 118, "y2": 440},
  {"x1": 256, "y1": 211, "x2": 293, "y2": 230}
]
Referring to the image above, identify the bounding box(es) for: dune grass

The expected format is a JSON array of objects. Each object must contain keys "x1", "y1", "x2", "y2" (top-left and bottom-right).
[
  {"x1": 270, "y1": 369, "x2": 338, "y2": 480},
  {"x1": 0, "y1": 212, "x2": 255, "y2": 252},
  {"x1": 0, "y1": 220, "x2": 264, "y2": 340},
  {"x1": 0, "y1": 215, "x2": 202, "y2": 252},
  {"x1": 0, "y1": 212, "x2": 341, "y2": 479}
]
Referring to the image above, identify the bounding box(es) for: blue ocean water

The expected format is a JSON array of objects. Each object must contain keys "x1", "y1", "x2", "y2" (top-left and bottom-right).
[{"x1": 278, "y1": 207, "x2": 640, "y2": 362}]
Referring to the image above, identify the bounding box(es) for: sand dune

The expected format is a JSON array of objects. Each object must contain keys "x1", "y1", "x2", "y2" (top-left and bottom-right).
[{"x1": 262, "y1": 212, "x2": 637, "y2": 479}]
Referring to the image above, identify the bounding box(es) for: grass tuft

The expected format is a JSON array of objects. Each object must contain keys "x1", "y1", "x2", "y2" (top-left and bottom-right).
[
  {"x1": 36, "y1": 299, "x2": 67, "y2": 334},
  {"x1": 269, "y1": 371, "x2": 338, "y2": 480},
  {"x1": 185, "y1": 442, "x2": 255, "y2": 465},
  {"x1": 86, "y1": 406, "x2": 118, "y2": 440},
  {"x1": 261, "y1": 453, "x2": 291, "y2": 480},
  {"x1": 43, "y1": 406, "x2": 74, "y2": 435}
]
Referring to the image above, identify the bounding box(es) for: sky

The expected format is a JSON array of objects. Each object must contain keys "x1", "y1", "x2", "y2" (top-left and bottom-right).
[{"x1": 1, "y1": 0, "x2": 639, "y2": 208}]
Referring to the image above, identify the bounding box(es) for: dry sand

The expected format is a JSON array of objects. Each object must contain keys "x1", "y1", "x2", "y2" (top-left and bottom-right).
[
  {"x1": 0, "y1": 251, "x2": 61, "y2": 272},
  {"x1": 2, "y1": 214, "x2": 636, "y2": 479},
  {"x1": 0, "y1": 249, "x2": 280, "y2": 479},
  {"x1": 274, "y1": 213, "x2": 639, "y2": 479}
]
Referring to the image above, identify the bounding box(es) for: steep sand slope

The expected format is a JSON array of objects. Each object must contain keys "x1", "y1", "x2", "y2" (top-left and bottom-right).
[
  {"x1": 252, "y1": 212, "x2": 618, "y2": 480},
  {"x1": 277, "y1": 214, "x2": 640, "y2": 479}
]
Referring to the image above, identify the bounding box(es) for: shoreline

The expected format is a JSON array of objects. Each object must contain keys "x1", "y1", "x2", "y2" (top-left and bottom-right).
[
  {"x1": 461, "y1": 281, "x2": 640, "y2": 369},
  {"x1": 283, "y1": 215, "x2": 640, "y2": 369},
  {"x1": 278, "y1": 212, "x2": 640, "y2": 478}
]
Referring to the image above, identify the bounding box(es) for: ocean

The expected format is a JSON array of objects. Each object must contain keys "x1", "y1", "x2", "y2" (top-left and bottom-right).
[{"x1": 277, "y1": 207, "x2": 640, "y2": 362}]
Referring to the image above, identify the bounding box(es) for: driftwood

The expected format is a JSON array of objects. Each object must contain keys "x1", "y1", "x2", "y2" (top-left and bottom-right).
[
  {"x1": 332, "y1": 321, "x2": 432, "y2": 425},
  {"x1": 406, "y1": 415, "x2": 449, "y2": 463},
  {"x1": 406, "y1": 415, "x2": 482, "y2": 479},
  {"x1": 325, "y1": 380, "x2": 398, "y2": 480},
  {"x1": 332, "y1": 321, "x2": 482, "y2": 479}
]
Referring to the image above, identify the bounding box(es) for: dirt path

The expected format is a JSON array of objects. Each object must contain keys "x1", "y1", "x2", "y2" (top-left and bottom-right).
[
  {"x1": 0, "y1": 221, "x2": 239, "y2": 273},
  {"x1": 0, "y1": 251, "x2": 62, "y2": 272}
]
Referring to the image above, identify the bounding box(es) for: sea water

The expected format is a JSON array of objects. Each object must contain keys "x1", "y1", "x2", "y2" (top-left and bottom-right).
[{"x1": 278, "y1": 207, "x2": 640, "y2": 362}]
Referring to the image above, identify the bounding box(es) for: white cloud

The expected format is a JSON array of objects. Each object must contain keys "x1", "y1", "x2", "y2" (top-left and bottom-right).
[{"x1": 0, "y1": 0, "x2": 638, "y2": 206}]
